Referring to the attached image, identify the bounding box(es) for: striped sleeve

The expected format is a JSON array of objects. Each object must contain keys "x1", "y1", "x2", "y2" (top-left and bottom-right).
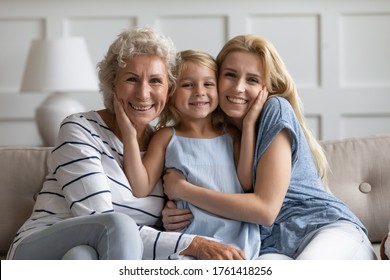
[
  {"x1": 139, "y1": 225, "x2": 196, "y2": 260},
  {"x1": 49, "y1": 115, "x2": 115, "y2": 216}
]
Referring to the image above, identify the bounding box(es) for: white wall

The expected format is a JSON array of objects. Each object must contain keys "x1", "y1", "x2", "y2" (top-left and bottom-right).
[{"x1": 1, "y1": 0, "x2": 390, "y2": 146}]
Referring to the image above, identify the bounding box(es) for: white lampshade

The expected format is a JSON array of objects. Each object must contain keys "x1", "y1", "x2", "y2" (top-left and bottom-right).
[
  {"x1": 21, "y1": 37, "x2": 98, "y2": 92},
  {"x1": 20, "y1": 37, "x2": 98, "y2": 146}
]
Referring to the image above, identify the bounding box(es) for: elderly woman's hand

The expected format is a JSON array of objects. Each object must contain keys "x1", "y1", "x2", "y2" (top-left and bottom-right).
[
  {"x1": 162, "y1": 200, "x2": 192, "y2": 232},
  {"x1": 182, "y1": 236, "x2": 246, "y2": 260}
]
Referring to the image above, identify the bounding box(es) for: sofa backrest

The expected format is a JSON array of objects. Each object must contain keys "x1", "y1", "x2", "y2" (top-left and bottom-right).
[
  {"x1": 0, "y1": 147, "x2": 52, "y2": 255},
  {"x1": 321, "y1": 134, "x2": 390, "y2": 243}
]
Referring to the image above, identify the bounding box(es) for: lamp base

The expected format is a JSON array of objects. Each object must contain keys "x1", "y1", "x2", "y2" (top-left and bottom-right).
[{"x1": 36, "y1": 92, "x2": 85, "y2": 146}]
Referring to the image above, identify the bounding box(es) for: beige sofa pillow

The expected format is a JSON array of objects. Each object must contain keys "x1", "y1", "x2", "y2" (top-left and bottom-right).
[{"x1": 321, "y1": 135, "x2": 390, "y2": 243}]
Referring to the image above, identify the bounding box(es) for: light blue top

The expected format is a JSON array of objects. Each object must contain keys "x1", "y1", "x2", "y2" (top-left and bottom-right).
[
  {"x1": 254, "y1": 96, "x2": 367, "y2": 258},
  {"x1": 165, "y1": 129, "x2": 261, "y2": 260}
]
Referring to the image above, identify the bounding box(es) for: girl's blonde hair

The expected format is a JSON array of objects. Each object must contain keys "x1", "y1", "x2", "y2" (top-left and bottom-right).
[
  {"x1": 216, "y1": 35, "x2": 329, "y2": 189},
  {"x1": 157, "y1": 49, "x2": 222, "y2": 129},
  {"x1": 97, "y1": 26, "x2": 177, "y2": 113}
]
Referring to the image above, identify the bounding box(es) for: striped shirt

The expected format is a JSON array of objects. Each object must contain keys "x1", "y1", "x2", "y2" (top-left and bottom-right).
[{"x1": 7, "y1": 111, "x2": 194, "y2": 260}]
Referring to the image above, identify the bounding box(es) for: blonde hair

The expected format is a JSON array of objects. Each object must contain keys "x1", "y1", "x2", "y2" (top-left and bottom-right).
[
  {"x1": 216, "y1": 35, "x2": 329, "y2": 188},
  {"x1": 157, "y1": 49, "x2": 221, "y2": 129},
  {"x1": 97, "y1": 26, "x2": 177, "y2": 113}
]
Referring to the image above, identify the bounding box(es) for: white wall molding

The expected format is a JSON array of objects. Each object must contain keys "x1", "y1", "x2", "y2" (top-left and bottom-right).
[{"x1": 1, "y1": 0, "x2": 389, "y2": 145}]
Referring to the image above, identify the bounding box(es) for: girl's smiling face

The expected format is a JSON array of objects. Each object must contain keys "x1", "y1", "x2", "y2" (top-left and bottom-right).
[{"x1": 172, "y1": 61, "x2": 218, "y2": 121}]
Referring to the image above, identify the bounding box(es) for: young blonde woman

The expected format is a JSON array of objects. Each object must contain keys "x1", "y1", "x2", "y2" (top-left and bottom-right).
[
  {"x1": 115, "y1": 49, "x2": 268, "y2": 259},
  {"x1": 163, "y1": 35, "x2": 377, "y2": 260}
]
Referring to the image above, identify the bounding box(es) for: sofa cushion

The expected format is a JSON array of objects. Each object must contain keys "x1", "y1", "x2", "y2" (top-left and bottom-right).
[
  {"x1": 0, "y1": 147, "x2": 52, "y2": 255},
  {"x1": 321, "y1": 135, "x2": 390, "y2": 243}
]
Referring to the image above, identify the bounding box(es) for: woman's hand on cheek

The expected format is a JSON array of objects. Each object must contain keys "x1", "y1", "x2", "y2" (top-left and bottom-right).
[
  {"x1": 163, "y1": 168, "x2": 187, "y2": 200},
  {"x1": 243, "y1": 86, "x2": 269, "y2": 127},
  {"x1": 162, "y1": 200, "x2": 193, "y2": 232}
]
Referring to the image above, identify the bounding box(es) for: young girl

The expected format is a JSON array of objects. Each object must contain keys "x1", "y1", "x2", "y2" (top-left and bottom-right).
[{"x1": 115, "y1": 49, "x2": 268, "y2": 259}]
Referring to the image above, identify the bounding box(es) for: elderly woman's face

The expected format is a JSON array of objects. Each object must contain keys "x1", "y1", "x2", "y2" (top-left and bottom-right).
[{"x1": 113, "y1": 54, "x2": 169, "y2": 126}]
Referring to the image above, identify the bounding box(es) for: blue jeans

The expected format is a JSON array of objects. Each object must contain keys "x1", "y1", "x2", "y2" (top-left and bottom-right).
[{"x1": 12, "y1": 213, "x2": 143, "y2": 260}]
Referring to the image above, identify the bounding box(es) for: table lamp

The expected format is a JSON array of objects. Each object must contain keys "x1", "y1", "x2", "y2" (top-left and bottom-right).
[{"x1": 20, "y1": 37, "x2": 98, "y2": 146}]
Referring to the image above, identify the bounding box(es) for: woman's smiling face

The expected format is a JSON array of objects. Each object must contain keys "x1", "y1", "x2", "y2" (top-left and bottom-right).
[
  {"x1": 113, "y1": 54, "x2": 169, "y2": 126},
  {"x1": 218, "y1": 51, "x2": 264, "y2": 125}
]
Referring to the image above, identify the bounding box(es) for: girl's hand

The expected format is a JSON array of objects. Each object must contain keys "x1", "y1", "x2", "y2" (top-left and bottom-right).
[
  {"x1": 113, "y1": 94, "x2": 137, "y2": 139},
  {"x1": 163, "y1": 168, "x2": 187, "y2": 200},
  {"x1": 162, "y1": 200, "x2": 193, "y2": 232},
  {"x1": 243, "y1": 86, "x2": 268, "y2": 127}
]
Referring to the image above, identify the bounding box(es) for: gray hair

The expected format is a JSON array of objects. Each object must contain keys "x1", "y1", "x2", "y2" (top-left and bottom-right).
[{"x1": 97, "y1": 26, "x2": 177, "y2": 112}]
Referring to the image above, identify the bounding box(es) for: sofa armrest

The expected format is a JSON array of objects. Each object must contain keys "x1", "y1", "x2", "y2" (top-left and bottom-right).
[{"x1": 0, "y1": 147, "x2": 52, "y2": 255}]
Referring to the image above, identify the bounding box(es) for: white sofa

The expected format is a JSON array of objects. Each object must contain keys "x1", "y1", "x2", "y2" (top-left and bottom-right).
[{"x1": 1, "y1": 134, "x2": 389, "y2": 259}]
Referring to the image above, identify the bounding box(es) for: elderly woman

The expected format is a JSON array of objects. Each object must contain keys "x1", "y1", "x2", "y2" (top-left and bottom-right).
[{"x1": 8, "y1": 27, "x2": 241, "y2": 260}]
